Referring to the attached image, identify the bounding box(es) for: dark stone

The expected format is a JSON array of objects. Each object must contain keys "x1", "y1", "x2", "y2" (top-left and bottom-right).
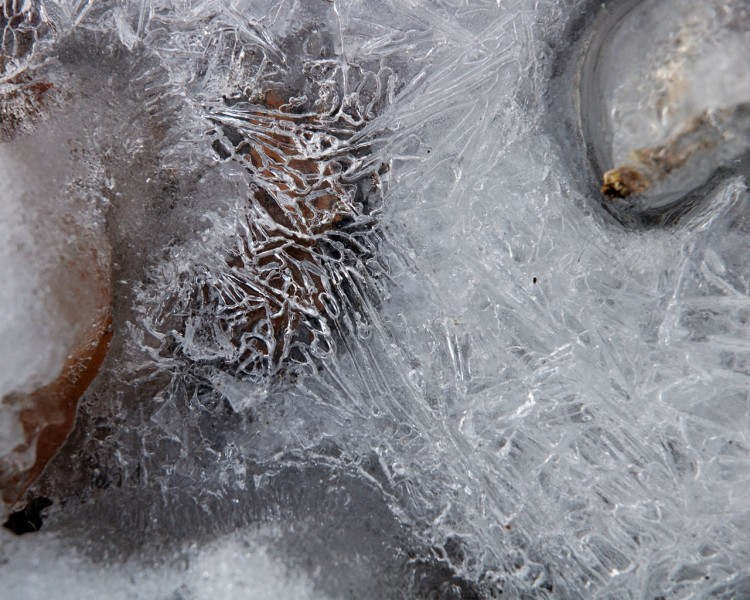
[{"x1": 3, "y1": 496, "x2": 53, "y2": 535}]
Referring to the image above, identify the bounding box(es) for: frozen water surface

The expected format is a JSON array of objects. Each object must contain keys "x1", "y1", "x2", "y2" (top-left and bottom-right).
[{"x1": 1, "y1": 0, "x2": 749, "y2": 598}]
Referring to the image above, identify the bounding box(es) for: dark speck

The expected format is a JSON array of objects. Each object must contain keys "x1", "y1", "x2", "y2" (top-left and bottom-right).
[{"x1": 3, "y1": 497, "x2": 53, "y2": 535}]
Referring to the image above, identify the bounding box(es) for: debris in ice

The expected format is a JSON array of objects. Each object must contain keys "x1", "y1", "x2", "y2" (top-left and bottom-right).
[
  {"x1": 602, "y1": 104, "x2": 750, "y2": 198},
  {"x1": 582, "y1": 0, "x2": 750, "y2": 214},
  {"x1": 141, "y1": 48, "x2": 389, "y2": 382}
]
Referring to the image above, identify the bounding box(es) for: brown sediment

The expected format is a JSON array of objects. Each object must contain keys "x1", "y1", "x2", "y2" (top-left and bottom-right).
[{"x1": 0, "y1": 76, "x2": 56, "y2": 140}]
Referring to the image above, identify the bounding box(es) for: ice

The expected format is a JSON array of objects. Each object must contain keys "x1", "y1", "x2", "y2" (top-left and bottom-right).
[
  {"x1": 1, "y1": 0, "x2": 749, "y2": 598},
  {"x1": 0, "y1": 527, "x2": 326, "y2": 600},
  {"x1": 0, "y1": 108, "x2": 111, "y2": 509},
  {"x1": 592, "y1": 0, "x2": 750, "y2": 161},
  {"x1": 0, "y1": 165, "x2": 68, "y2": 400},
  {"x1": 583, "y1": 0, "x2": 750, "y2": 213}
]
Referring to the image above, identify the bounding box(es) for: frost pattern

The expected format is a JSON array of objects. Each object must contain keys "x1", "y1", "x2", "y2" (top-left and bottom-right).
[
  {"x1": 138, "y1": 25, "x2": 392, "y2": 380},
  {"x1": 0, "y1": 0, "x2": 54, "y2": 139},
  {"x1": 0, "y1": 0, "x2": 49, "y2": 77},
  {"x1": 1, "y1": 0, "x2": 749, "y2": 599}
]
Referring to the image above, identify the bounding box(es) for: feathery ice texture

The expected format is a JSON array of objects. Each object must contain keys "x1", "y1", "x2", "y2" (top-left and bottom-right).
[{"x1": 1, "y1": 0, "x2": 749, "y2": 598}]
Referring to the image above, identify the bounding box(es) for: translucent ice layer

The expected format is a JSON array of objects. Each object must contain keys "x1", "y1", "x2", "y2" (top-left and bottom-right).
[{"x1": 1, "y1": 0, "x2": 749, "y2": 598}]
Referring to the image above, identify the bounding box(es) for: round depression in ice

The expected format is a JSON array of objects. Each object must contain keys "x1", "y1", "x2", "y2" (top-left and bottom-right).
[{"x1": 582, "y1": 0, "x2": 750, "y2": 218}]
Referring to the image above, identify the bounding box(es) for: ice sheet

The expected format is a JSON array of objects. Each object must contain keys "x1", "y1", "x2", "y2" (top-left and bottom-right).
[
  {"x1": 0, "y1": 527, "x2": 326, "y2": 600},
  {"x1": 1, "y1": 0, "x2": 749, "y2": 598}
]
